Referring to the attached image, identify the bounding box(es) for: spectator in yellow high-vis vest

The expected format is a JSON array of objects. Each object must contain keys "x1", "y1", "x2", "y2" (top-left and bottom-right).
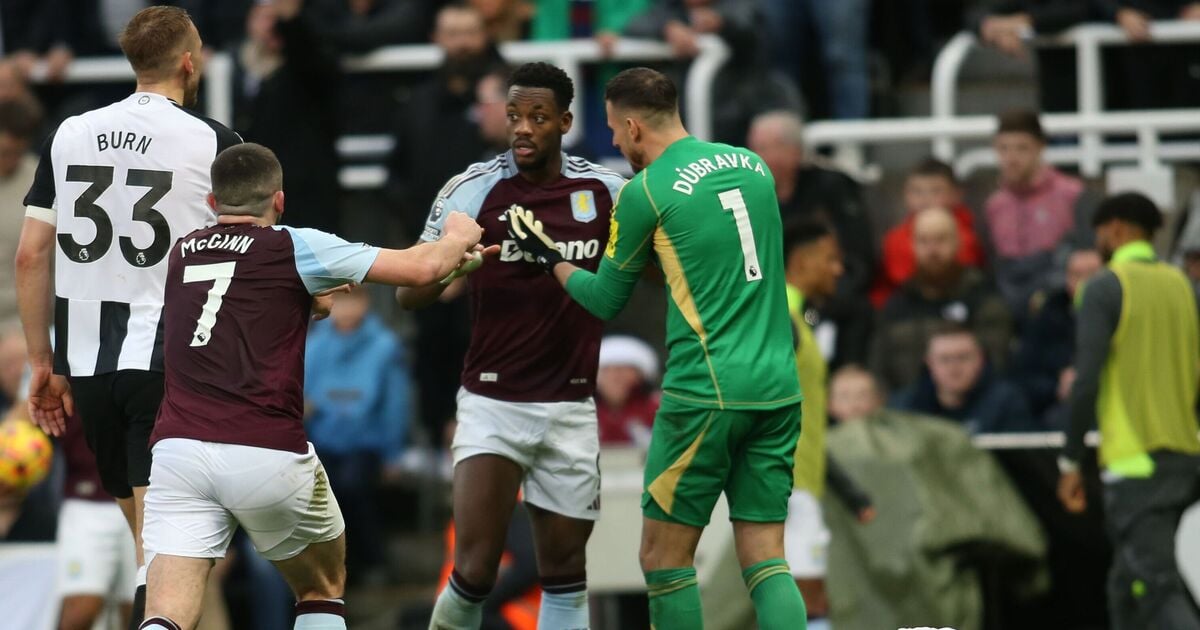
[{"x1": 1058, "y1": 192, "x2": 1200, "y2": 630}]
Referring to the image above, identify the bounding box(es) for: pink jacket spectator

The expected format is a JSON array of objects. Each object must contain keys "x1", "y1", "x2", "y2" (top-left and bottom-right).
[
  {"x1": 985, "y1": 166, "x2": 1082, "y2": 258},
  {"x1": 983, "y1": 166, "x2": 1094, "y2": 315}
]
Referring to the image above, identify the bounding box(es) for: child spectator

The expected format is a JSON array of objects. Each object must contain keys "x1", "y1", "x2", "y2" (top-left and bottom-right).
[
  {"x1": 305, "y1": 286, "x2": 411, "y2": 583},
  {"x1": 827, "y1": 364, "x2": 884, "y2": 424},
  {"x1": 595, "y1": 335, "x2": 660, "y2": 447}
]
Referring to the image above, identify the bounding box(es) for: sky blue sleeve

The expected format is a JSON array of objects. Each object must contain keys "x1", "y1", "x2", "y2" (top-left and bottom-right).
[
  {"x1": 278, "y1": 226, "x2": 382, "y2": 294},
  {"x1": 596, "y1": 171, "x2": 627, "y2": 207},
  {"x1": 419, "y1": 161, "x2": 503, "y2": 242}
]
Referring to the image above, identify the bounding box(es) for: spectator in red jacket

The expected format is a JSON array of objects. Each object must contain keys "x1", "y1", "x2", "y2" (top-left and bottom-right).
[
  {"x1": 595, "y1": 335, "x2": 661, "y2": 447},
  {"x1": 872, "y1": 158, "x2": 987, "y2": 307}
]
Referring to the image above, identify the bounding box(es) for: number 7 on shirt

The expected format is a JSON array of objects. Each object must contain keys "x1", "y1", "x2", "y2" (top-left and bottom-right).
[{"x1": 183, "y1": 262, "x2": 237, "y2": 347}]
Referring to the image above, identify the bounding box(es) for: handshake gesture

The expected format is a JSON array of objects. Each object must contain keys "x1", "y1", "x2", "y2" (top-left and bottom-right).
[
  {"x1": 444, "y1": 210, "x2": 486, "y2": 247},
  {"x1": 505, "y1": 204, "x2": 564, "y2": 273},
  {"x1": 439, "y1": 211, "x2": 495, "y2": 285}
]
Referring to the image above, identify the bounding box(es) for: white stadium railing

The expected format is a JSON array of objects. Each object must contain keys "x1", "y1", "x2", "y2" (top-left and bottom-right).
[
  {"x1": 971, "y1": 430, "x2": 1099, "y2": 450},
  {"x1": 343, "y1": 35, "x2": 729, "y2": 148},
  {"x1": 28, "y1": 36, "x2": 729, "y2": 190},
  {"x1": 337, "y1": 35, "x2": 729, "y2": 187},
  {"x1": 26, "y1": 23, "x2": 1200, "y2": 184},
  {"x1": 806, "y1": 20, "x2": 1200, "y2": 179}
]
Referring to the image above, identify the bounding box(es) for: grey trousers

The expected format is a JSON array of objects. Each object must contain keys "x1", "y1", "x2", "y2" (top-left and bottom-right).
[{"x1": 1103, "y1": 451, "x2": 1200, "y2": 630}]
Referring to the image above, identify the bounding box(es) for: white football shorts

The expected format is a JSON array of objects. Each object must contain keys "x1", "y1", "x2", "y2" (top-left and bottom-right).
[
  {"x1": 143, "y1": 438, "x2": 344, "y2": 564},
  {"x1": 784, "y1": 489, "x2": 831, "y2": 579},
  {"x1": 56, "y1": 498, "x2": 136, "y2": 600},
  {"x1": 453, "y1": 388, "x2": 601, "y2": 521}
]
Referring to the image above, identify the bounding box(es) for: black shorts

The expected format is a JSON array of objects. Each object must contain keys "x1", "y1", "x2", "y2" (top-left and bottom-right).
[{"x1": 69, "y1": 370, "x2": 164, "y2": 499}]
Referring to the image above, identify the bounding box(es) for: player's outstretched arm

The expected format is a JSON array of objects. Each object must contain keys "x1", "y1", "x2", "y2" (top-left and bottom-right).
[{"x1": 366, "y1": 211, "x2": 486, "y2": 287}]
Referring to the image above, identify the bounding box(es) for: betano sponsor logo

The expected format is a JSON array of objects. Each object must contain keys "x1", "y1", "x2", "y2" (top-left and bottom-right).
[{"x1": 500, "y1": 238, "x2": 601, "y2": 263}]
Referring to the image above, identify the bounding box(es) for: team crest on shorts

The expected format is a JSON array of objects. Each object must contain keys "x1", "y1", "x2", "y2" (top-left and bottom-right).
[{"x1": 571, "y1": 190, "x2": 597, "y2": 223}]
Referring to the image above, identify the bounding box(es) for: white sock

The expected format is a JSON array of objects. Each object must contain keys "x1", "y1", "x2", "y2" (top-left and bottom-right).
[
  {"x1": 139, "y1": 617, "x2": 181, "y2": 630},
  {"x1": 538, "y1": 589, "x2": 589, "y2": 630},
  {"x1": 293, "y1": 612, "x2": 346, "y2": 629},
  {"x1": 294, "y1": 599, "x2": 346, "y2": 629},
  {"x1": 806, "y1": 619, "x2": 831, "y2": 630},
  {"x1": 429, "y1": 586, "x2": 483, "y2": 630},
  {"x1": 137, "y1": 562, "x2": 148, "y2": 586}
]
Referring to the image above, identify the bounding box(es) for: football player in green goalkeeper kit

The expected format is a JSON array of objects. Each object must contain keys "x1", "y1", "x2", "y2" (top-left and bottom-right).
[{"x1": 505, "y1": 67, "x2": 808, "y2": 630}]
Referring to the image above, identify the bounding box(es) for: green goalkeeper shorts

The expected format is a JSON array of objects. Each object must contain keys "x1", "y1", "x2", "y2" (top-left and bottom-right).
[{"x1": 642, "y1": 402, "x2": 801, "y2": 527}]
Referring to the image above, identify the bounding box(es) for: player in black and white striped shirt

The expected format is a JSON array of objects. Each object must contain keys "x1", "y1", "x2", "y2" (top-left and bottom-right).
[{"x1": 14, "y1": 7, "x2": 239, "y2": 628}]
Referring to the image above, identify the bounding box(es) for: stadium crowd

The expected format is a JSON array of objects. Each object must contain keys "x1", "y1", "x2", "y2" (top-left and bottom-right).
[{"x1": 2, "y1": 0, "x2": 1200, "y2": 629}]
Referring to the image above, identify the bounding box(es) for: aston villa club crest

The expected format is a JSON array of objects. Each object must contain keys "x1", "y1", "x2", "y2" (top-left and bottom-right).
[{"x1": 571, "y1": 190, "x2": 597, "y2": 223}]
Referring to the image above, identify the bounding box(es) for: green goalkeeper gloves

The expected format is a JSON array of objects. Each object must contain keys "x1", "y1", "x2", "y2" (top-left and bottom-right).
[
  {"x1": 438, "y1": 249, "x2": 484, "y2": 285},
  {"x1": 505, "y1": 204, "x2": 564, "y2": 273}
]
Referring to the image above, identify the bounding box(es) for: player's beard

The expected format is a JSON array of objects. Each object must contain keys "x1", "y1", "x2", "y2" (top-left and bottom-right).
[
  {"x1": 626, "y1": 148, "x2": 646, "y2": 174},
  {"x1": 182, "y1": 74, "x2": 201, "y2": 108}
]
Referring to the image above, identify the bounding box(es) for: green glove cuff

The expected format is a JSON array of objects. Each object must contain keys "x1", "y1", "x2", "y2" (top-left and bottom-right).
[{"x1": 439, "y1": 251, "x2": 484, "y2": 285}]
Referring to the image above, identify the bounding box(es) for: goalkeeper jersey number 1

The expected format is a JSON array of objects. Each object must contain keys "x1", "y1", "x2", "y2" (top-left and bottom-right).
[{"x1": 576, "y1": 136, "x2": 802, "y2": 411}]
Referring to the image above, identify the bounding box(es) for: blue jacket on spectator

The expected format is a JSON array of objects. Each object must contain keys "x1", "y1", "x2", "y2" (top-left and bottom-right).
[
  {"x1": 891, "y1": 364, "x2": 1039, "y2": 434},
  {"x1": 305, "y1": 314, "x2": 410, "y2": 461}
]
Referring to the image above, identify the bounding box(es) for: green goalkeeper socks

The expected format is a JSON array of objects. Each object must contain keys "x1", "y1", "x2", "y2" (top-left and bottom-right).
[
  {"x1": 644, "y1": 567, "x2": 704, "y2": 630},
  {"x1": 742, "y1": 559, "x2": 807, "y2": 630}
]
